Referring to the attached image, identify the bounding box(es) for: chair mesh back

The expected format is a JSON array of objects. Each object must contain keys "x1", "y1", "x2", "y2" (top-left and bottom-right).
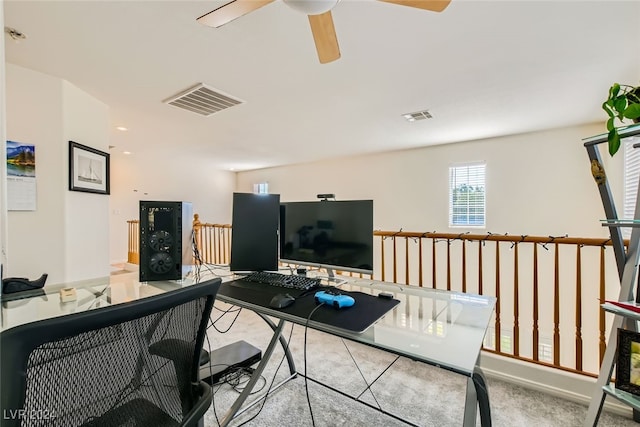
[{"x1": 15, "y1": 296, "x2": 208, "y2": 427}]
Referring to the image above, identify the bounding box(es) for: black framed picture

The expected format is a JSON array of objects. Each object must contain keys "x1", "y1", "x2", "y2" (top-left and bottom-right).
[
  {"x1": 616, "y1": 328, "x2": 640, "y2": 396},
  {"x1": 68, "y1": 141, "x2": 110, "y2": 195}
]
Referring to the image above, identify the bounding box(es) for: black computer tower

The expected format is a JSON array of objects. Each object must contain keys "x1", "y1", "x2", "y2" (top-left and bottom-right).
[{"x1": 139, "y1": 201, "x2": 193, "y2": 282}]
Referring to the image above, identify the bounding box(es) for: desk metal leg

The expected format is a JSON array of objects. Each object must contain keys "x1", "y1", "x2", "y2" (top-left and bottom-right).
[
  {"x1": 474, "y1": 367, "x2": 491, "y2": 427},
  {"x1": 219, "y1": 318, "x2": 287, "y2": 427},
  {"x1": 463, "y1": 367, "x2": 491, "y2": 427},
  {"x1": 463, "y1": 376, "x2": 478, "y2": 427},
  {"x1": 256, "y1": 313, "x2": 297, "y2": 376}
]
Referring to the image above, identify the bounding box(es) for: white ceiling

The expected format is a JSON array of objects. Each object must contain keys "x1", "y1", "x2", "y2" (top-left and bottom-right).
[{"x1": 3, "y1": 0, "x2": 640, "y2": 171}]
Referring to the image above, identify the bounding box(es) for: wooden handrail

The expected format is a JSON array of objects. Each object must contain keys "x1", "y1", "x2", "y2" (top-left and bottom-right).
[
  {"x1": 373, "y1": 229, "x2": 624, "y2": 378},
  {"x1": 126, "y1": 220, "x2": 139, "y2": 264},
  {"x1": 373, "y1": 230, "x2": 615, "y2": 246},
  {"x1": 192, "y1": 215, "x2": 232, "y2": 265}
]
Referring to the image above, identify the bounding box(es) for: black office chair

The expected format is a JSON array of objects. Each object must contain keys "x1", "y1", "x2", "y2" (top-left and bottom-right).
[{"x1": 1, "y1": 278, "x2": 221, "y2": 427}]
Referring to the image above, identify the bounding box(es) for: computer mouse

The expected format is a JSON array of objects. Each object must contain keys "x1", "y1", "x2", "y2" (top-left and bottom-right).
[{"x1": 270, "y1": 293, "x2": 295, "y2": 309}]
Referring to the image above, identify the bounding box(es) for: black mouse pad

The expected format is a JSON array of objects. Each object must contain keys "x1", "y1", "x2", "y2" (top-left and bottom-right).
[{"x1": 219, "y1": 279, "x2": 400, "y2": 333}]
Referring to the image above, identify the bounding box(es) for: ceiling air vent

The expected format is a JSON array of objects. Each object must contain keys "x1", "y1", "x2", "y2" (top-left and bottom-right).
[
  {"x1": 163, "y1": 83, "x2": 243, "y2": 116},
  {"x1": 402, "y1": 110, "x2": 432, "y2": 122}
]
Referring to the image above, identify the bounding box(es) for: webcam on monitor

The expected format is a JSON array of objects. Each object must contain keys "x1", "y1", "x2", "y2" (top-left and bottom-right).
[{"x1": 317, "y1": 193, "x2": 335, "y2": 201}]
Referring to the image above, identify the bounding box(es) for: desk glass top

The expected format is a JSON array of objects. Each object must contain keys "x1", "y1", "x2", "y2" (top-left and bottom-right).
[
  {"x1": 1, "y1": 269, "x2": 495, "y2": 377},
  {"x1": 0, "y1": 272, "x2": 202, "y2": 331},
  {"x1": 339, "y1": 278, "x2": 495, "y2": 376},
  {"x1": 214, "y1": 273, "x2": 496, "y2": 376}
]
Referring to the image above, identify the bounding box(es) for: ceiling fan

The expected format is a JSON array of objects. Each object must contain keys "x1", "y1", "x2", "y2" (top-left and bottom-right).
[{"x1": 197, "y1": 0, "x2": 451, "y2": 64}]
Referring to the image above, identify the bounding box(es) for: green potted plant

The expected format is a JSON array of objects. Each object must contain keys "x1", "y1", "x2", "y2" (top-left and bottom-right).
[{"x1": 603, "y1": 83, "x2": 640, "y2": 156}]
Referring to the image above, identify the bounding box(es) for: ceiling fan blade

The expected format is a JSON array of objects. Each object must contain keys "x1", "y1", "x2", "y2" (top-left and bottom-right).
[
  {"x1": 197, "y1": 0, "x2": 275, "y2": 28},
  {"x1": 378, "y1": 0, "x2": 451, "y2": 13},
  {"x1": 308, "y1": 11, "x2": 341, "y2": 64}
]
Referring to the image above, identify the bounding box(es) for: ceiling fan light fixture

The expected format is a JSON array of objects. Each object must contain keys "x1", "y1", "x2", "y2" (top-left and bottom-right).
[{"x1": 282, "y1": 0, "x2": 340, "y2": 15}]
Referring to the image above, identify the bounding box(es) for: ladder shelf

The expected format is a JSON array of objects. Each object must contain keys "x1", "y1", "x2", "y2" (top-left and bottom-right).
[{"x1": 584, "y1": 123, "x2": 640, "y2": 426}]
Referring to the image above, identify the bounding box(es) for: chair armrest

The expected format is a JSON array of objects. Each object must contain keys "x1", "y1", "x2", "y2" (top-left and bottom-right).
[
  {"x1": 148, "y1": 339, "x2": 199, "y2": 414},
  {"x1": 180, "y1": 381, "x2": 212, "y2": 427}
]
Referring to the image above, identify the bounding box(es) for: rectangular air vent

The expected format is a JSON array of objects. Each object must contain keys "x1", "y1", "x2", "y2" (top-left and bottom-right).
[
  {"x1": 402, "y1": 110, "x2": 433, "y2": 122},
  {"x1": 163, "y1": 83, "x2": 243, "y2": 116}
]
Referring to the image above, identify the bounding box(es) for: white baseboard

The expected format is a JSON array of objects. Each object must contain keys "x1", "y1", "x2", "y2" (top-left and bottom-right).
[{"x1": 479, "y1": 352, "x2": 632, "y2": 418}]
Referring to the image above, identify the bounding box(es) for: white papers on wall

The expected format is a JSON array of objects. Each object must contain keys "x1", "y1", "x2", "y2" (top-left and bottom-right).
[{"x1": 6, "y1": 140, "x2": 36, "y2": 211}]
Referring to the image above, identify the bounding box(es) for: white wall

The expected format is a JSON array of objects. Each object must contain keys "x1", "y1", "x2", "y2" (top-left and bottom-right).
[
  {"x1": 237, "y1": 123, "x2": 621, "y2": 239},
  {"x1": 6, "y1": 64, "x2": 66, "y2": 282},
  {"x1": 108, "y1": 153, "x2": 235, "y2": 264},
  {"x1": 5, "y1": 64, "x2": 111, "y2": 284},
  {"x1": 111, "y1": 124, "x2": 622, "y2": 265},
  {"x1": 0, "y1": 1, "x2": 8, "y2": 274},
  {"x1": 4, "y1": 65, "x2": 237, "y2": 270},
  {"x1": 62, "y1": 81, "x2": 110, "y2": 281}
]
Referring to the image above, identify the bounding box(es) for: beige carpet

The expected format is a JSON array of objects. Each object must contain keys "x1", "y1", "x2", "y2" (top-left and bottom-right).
[{"x1": 202, "y1": 303, "x2": 638, "y2": 427}]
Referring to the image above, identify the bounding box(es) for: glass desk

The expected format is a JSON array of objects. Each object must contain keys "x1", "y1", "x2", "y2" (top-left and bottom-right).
[
  {"x1": 214, "y1": 272, "x2": 496, "y2": 427},
  {"x1": 0, "y1": 270, "x2": 496, "y2": 426},
  {"x1": 0, "y1": 274, "x2": 189, "y2": 331},
  {"x1": 340, "y1": 279, "x2": 496, "y2": 378}
]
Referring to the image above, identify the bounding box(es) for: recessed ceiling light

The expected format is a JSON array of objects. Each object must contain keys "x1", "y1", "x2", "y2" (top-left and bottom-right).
[
  {"x1": 123, "y1": 151, "x2": 132, "y2": 155},
  {"x1": 116, "y1": 126, "x2": 128, "y2": 131}
]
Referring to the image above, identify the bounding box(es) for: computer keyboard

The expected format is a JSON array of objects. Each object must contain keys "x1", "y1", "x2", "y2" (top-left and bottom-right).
[{"x1": 242, "y1": 271, "x2": 321, "y2": 291}]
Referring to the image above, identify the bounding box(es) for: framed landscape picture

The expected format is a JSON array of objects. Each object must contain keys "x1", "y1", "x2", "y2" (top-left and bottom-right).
[
  {"x1": 616, "y1": 328, "x2": 640, "y2": 396},
  {"x1": 68, "y1": 141, "x2": 110, "y2": 195}
]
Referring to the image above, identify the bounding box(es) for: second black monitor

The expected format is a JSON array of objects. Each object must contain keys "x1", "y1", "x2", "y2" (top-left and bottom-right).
[{"x1": 230, "y1": 192, "x2": 280, "y2": 272}]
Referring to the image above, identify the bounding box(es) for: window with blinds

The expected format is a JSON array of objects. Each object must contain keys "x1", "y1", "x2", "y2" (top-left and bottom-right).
[
  {"x1": 253, "y1": 182, "x2": 269, "y2": 194},
  {"x1": 623, "y1": 136, "x2": 640, "y2": 238},
  {"x1": 449, "y1": 162, "x2": 486, "y2": 227}
]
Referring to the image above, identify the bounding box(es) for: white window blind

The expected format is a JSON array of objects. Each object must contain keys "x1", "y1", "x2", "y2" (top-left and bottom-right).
[
  {"x1": 623, "y1": 136, "x2": 640, "y2": 238},
  {"x1": 449, "y1": 163, "x2": 486, "y2": 227}
]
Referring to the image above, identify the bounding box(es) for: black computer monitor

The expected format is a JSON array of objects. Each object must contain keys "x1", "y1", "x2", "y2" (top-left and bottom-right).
[
  {"x1": 279, "y1": 200, "x2": 374, "y2": 275},
  {"x1": 230, "y1": 192, "x2": 280, "y2": 272}
]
